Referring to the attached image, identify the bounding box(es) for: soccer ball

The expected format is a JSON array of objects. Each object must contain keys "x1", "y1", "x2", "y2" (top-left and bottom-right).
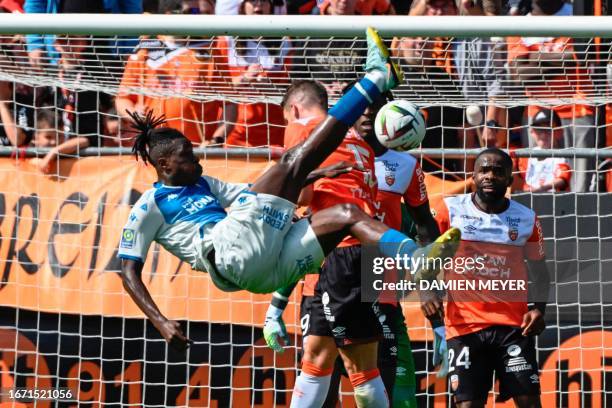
[{"x1": 374, "y1": 100, "x2": 426, "y2": 151}]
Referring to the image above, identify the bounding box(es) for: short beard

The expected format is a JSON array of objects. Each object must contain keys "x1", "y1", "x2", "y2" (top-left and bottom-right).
[{"x1": 476, "y1": 186, "x2": 505, "y2": 204}]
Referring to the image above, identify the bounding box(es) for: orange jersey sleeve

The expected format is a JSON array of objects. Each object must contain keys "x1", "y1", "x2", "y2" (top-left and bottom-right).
[
  {"x1": 403, "y1": 160, "x2": 428, "y2": 207},
  {"x1": 430, "y1": 198, "x2": 450, "y2": 233},
  {"x1": 524, "y1": 216, "x2": 545, "y2": 261}
]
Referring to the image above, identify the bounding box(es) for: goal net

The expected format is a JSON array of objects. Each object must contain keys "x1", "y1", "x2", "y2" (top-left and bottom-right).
[{"x1": 0, "y1": 15, "x2": 611, "y2": 407}]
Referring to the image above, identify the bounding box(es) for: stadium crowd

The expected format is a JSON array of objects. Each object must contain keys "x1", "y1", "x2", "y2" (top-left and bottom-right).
[{"x1": 0, "y1": 0, "x2": 610, "y2": 192}]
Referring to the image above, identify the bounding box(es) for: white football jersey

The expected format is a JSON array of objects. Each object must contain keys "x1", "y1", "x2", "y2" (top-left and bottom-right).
[{"x1": 118, "y1": 176, "x2": 247, "y2": 270}]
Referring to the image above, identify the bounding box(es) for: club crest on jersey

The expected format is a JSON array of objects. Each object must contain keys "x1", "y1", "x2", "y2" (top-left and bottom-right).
[
  {"x1": 385, "y1": 173, "x2": 395, "y2": 186},
  {"x1": 509, "y1": 228, "x2": 519, "y2": 241},
  {"x1": 506, "y1": 216, "x2": 521, "y2": 241},
  {"x1": 450, "y1": 374, "x2": 459, "y2": 391}
]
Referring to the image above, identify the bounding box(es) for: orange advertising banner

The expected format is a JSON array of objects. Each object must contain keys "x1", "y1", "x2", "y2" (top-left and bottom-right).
[{"x1": 0, "y1": 156, "x2": 471, "y2": 341}]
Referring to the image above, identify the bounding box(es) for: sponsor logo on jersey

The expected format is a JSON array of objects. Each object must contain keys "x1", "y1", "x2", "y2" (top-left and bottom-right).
[
  {"x1": 183, "y1": 196, "x2": 217, "y2": 215},
  {"x1": 385, "y1": 173, "x2": 395, "y2": 186},
  {"x1": 332, "y1": 326, "x2": 346, "y2": 337},
  {"x1": 506, "y1": 356, "x2": 532, "y2": 373},
  {"x1": 258, "y1": 205, "x2": 290, "y2": 231},
  {"x1": 507, "y1": 345, "x2": 522, "y2": 357},
  {"x1": 120, "y1": 228, "x2": 135, "y2": 249},
  {"x1": 322, "y1": 291, "x2": 334, "y2": 322},
  {"x1": 450, "y1": 374, "x2": 459, "y2": 391},
  {"x1": 414, "y1": 167, "x2": 427, "y2": 201},
  {"x1": 464, "y1": 224, "x2": 478, "y2": 234}
]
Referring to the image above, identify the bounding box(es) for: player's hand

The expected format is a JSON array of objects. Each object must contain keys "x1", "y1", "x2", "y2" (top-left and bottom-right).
[
  {"x1": 521, "y1": 309, "x2": 545, "y2": 336},
  {"x1": 158, "y1": 319, "x2": 193, "y2": 352},
  {"x1": 419, "y1": 290, "x2": 444, "y2": 319},
  {"x1": 263, "y1": 305, "x2": 290, "y2": 353},
  {"x1": 432, "y1": 326, "x2": 449, "y2": 378}
]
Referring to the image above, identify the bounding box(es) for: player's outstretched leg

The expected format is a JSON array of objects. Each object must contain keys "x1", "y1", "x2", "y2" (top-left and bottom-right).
[
  {"x1": 250, "y1": 27, "x2": 403, "y2": 204},
  {"x1": 307, "y1": 203, "x2": 460, "y2": 279}
]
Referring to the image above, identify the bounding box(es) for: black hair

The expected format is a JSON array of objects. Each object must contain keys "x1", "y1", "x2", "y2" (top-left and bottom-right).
[
  {"x1": 475, "y1": 147, "x2": 513, "y2": 171},
  {"x1": 128, "y1": 109, "x2": 187, "y2": 166},
  {"x1": 281, "y1": 80, "x2": 328, "y2": 111}
]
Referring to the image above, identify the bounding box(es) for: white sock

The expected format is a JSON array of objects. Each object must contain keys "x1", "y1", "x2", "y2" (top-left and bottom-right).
[
  {"x1": 290, "y1": 373, "x2": 331, "y2": 408},
  {"x1": 290, "y1": 361, "x2": 332, "y2": 408},
  {"x1": 351, "y1": 371, "x2": 389, "y2": 408}
]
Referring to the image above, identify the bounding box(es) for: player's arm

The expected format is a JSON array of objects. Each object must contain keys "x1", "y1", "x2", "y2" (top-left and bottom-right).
[
  {"x1": 117, "y1": 194, "x2": 191, "y2": 350},
  {"x1": 303, "y1": 161, "x2": 353, "y2": 186},
  {"x1": 404, "y1": 201, "x2": 440, "y2": 245},
  {"x1": 522, "y1": 258, "x2": 549, "y2": 336},
  {"x1": 522, "y1": 217, "x2": 549, "y2": 336},
  {"x1": 121, "y1": 259, "x2": 191, "y2": 350},
  {"x1": 263, "y1": 282, "x2": 298, "y2": 353}
]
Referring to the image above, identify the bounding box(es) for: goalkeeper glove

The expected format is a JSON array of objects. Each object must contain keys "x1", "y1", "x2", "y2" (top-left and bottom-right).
[
  {"x1": 263, "y1": 294, "x2": 290, "y2": 353},
  {"x1": 432, "y1": 325, "x2": 449, "y2": 378}
]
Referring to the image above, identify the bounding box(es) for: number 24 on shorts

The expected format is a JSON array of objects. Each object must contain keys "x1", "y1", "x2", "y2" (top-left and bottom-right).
[{"x1": 449, "y1": 346, "x2": 471, "y2": 372}]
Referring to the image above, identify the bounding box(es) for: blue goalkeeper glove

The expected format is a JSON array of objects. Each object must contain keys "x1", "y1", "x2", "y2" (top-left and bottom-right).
[
  {"x1": 433, "y1": 326, "x2": 449, "y2": 378},
  {"x1": 263, "y1": 304, "x2": 290, "y2": 353}
]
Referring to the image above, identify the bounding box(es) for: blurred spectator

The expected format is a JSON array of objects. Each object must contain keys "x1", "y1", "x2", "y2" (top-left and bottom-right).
[
  {"x1": 116, "y1": 0, "x2": 224, "y2": 145},
  {"x1": 24, "y1": 0, "x2": 104, "y2": 68},
  {"x1": 0, "y1": 81, "x2": 34, "y2": 146},
  {"x1": 183, "y1": 0, "x2": 215, "y2": 13},
  {"x1": 32, "y1": 108, "x2": 58, "y2": 148},
  {"x1": 451, "y1": 0, "x2": 509, "y2": 148},
  {"x1": 104, "y1": 0, "x2": 144, "y2": 13},
  {"x1": 291, "y1": 0, "x2": 367, "y2": 97},
  {"x1": 316, "y1": 0, "x2": 395, "y2": 15},
  {"x1": 24, "y1": 0, "x2": 142, "y2": 69},
  {"x1": 454, "y1": 0, "x2": 499, "y2": 15},
  {"x1": 0, "y1": 0, "x2": 24, "y2": 12},
  {"x1": 116, "y1": 52, "x2": 220, "y2": 146},
  {"x1": 507, "y1": 0, "x2": 595, "y2": 191},
  {"x1": 216, "y1": 0, "x2": 284, "y2": 14},
  {"x1": 505, "y1": 0, "x2": 530, "y2": 15},
  {"x1": 36, "y1": 34, "x2": 112, "y2": 173},
  {"x1": 394, "y1": 0, "x2": 457, "y2": 80},
  {"x1": 515, "y1": 108, "x2": 572, "y2": 192},
  {"x1": 214, "y1": 0, "x2": 291, "y2": 146},
  {"x1": 101, "y1": 108, "x2": 121, "y2": 146},
  {"x1": 393, "y1": 0, "x2": 464, "y2": 176}
]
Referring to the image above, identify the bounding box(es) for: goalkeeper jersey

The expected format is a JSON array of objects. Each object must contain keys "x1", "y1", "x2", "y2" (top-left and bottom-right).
[{"x1": 117, "y1": 176, "x2": 246, "y2": 271}]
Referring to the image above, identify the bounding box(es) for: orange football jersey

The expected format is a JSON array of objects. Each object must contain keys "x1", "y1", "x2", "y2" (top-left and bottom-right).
[
  {"x1": 285, "y1": 117, "x2": 377, "y2": 296},
  {"x1": 433, "y1": 194, "x2": 545, "y2": 340}
]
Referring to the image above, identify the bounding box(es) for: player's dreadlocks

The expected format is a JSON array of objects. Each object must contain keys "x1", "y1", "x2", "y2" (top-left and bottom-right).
[{"x1": 127, "y1": 109, "x2": 186, "y2": 166}]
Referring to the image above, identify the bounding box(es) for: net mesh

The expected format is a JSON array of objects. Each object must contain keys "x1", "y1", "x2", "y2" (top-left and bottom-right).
[
  {"x1": 1, "y1": 34, "x2": 610, "y2": 105},
  {"x1": 0, "y1": 30, "x2": 610, "y2": 408}
]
